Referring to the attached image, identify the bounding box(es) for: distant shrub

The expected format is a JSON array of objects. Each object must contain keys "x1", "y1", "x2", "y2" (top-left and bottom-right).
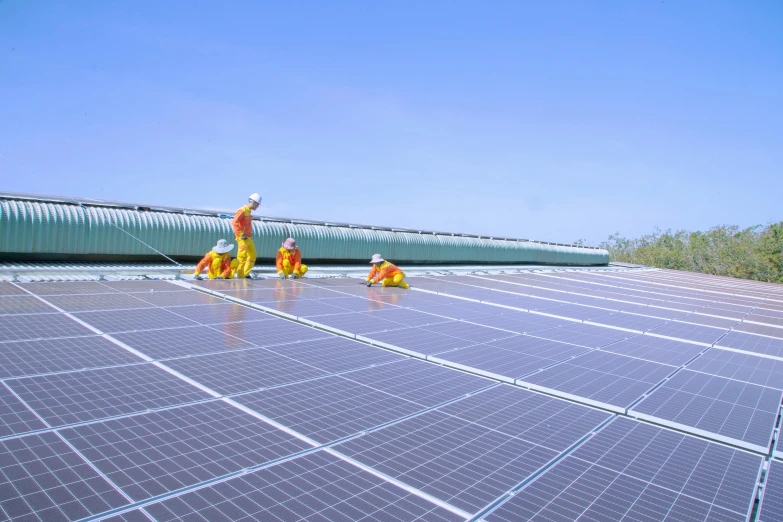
[{"x1": 599, "y1": 223, "x2": 783, "y2": 283}]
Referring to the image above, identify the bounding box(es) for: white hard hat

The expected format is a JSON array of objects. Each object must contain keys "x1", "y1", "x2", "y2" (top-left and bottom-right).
[
  {"x1": 248, "y1": 193, "x2": 262, "y2": 204},
  {"x1": 370, "y1": 254, "x2": 385, "y2": 264}
]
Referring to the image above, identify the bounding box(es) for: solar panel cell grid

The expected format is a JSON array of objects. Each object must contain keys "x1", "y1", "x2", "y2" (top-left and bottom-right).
[
  {"x1": 335, "y1": 409, "x2": 560, "y2": 513},
  {"x1": 0, "y1": 282, "x2": 27, "y2": 296},
  {"x1": 362, "y1": 307, "x2": 455, "y2": 327},
  {"x1": 162, "y1": 348, "x2": 329, "y2": 395},
  {"x1": 487, "y1": 417, "x2": 761, "y2": 522},
  {"x1": 364, "y1": 327, "x2": 478, "y2": 355},
  {"x1": 263, "y1": 337, "x2": 404, "y2": 374},
  {"x1": 758, "y1": 460, "x2": 783, "y2": 522},
  {"x1": 18, "y1": 281, "x2": 119, "y2": 296},
  {"x1": 163, "y1": 303, "x2": 274, "y2": 325},
  {"x1": 746, "y1": 313, "x2": 783, "y2": 326},
  {"x1": 6, "y1": 364, "x2": 213, "y2": 427},
  {"x1": 631, "y1": 369, "x2": 782, "y2": 450},
  {"x1": 675, "y1": 313, "x2": 741, "y2": 329},
  {"x1": 112, "y1": 325, "x2": 255, "y2": 360},
  {"x1": 74, "y1": 307, "x2": 200, "y2": 333},
  {"x1": 647, "y1": 321, "x2": 728, "y2": 345},
  {"x1": 685, "y1": 349, "x2": 783, "y2": 389},
  {"x1": 431, "y1": 344, "x2": 570, "y2": 380},
  {"x1": 43, "y1": 293, "x2": 152, "y2": 312},
  {"x1": 0, "y1": 432, "x2": 129, "y2": 521},
  {"x1": 0, "y1": 336, "x2": 142, "y2": 378},
  {"x1": 530, "y1": 322, "x2": 634, "y2": 348},
  {"x1": 0, "y1": 296, "x2": 59, "y2": 315},
  {"x1": 588, "y1": 312, "x2": 668, "y2": 331},
  {"x1": 0, "y1": 313, "x2": 95, "y2": 342},
  {"x1": 235, "y1": 372, "x2": 428, "y2": 443},
  {"x1": 599, "y1": 335, "x2": 705, "y2": 366},
  {"x1": 521, "y1": 350, "x2": 675, "y2": 411},
  {"x1": 99, "y1": 281, "x2": 184, "y2": 293},
  {"x1": 716, "y1": 331, "x2": 783, "y2": 359},
  {"x1": 132, "y1": 291, "x2": 224, "y2": 307},
  {"x1": 59, "y1": 400, "x2": 310, "y2": 501},
  {"x1": 733, "y1": 322, "x2": 783, "y2": 339},
  {"x1": 142, "y1": 450, "x2": 465, "y2": 522},
  {"x1": 209, "y1": 317, "x2": 333, "y2": 347},
  {"x1": 0, "y1": 383, "x2": 47, "y2": 436}
]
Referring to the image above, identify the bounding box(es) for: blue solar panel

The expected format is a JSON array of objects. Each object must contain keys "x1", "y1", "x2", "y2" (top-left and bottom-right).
[
  {"x1": 758, "y1": 460, "x2": 783, "y2": 522},
  {"x1": 486, "y1": 417, "x2": 762, "y2": 522},
  {"x1": 631, "y1": 369, "x2": 782, "y2": 451}
]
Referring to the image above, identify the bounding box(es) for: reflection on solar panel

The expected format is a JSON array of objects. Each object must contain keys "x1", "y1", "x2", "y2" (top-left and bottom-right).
[{"x1": 0, "y1": 270, "x2": 780, "y2": 521}]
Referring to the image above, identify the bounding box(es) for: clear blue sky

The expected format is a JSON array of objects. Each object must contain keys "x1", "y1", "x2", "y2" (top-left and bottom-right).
[{"x1": 1, "y1": 1, "x2": 781, "y2": 245}]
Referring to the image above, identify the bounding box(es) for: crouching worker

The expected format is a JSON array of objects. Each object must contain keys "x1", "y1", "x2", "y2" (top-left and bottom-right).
[
  {"x1": 193, "y1": 239, "x2": 238, "y2": 280},
  {"x1": 366, "y1": 254, "x2": 409, "y2": 289},
  {"x1": 277, "y1": 238, "x2": 308, "y2": 279}
]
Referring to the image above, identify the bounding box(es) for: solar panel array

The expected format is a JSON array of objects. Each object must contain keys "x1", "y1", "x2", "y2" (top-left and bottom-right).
[{"x1": 0, "y1": 267, "x2": 781, "y2": 521}]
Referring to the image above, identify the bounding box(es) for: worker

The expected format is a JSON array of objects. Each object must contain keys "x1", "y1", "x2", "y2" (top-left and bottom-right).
[
  {"x1": 233, "y1": 193, "x2": 262, "y2": 278},
  {"x1": 365, "y1": 254, "x2": 409, "y2": 289},
  {"x1": 193, "y1": 239, "x2": 238, "y2": 280},
  {"x1": 276, "y1": 238, "x2": 308, "y2": 279}
]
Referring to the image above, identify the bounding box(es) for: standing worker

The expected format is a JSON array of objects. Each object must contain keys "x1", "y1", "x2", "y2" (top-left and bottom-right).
[
  {"x1": 276, "y1": 238, "x2": 308, "y2": 279},
  {"x1": 366, "y1": 254, "x2": 409, "y2": 289},
  {"x1": 233, "y1": 193, "x2": 262, "y2": 278},
  {"x1": 193, "y1": 239, "x2": 237, "y2": 280}
]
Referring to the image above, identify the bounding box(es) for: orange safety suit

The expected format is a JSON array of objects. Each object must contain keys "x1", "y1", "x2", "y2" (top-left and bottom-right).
[
  {"x1": 232, "y1": 205, "x2": 256, "y2": 278},
  {"x1": 195, "y1": 251, "x2": 238, "y2": 279},
  {"x1": 276, "y1": 247, "x2": 308, "y2": 278},
  {"x1": 367, "y1": 261, "x2": 409, "y2": 289}
]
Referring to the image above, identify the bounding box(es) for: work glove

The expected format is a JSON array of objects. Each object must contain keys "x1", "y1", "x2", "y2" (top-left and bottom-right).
[
  {"x1": 241, "y1": 234, "x2": 247, "y2": 240},
  {"x1": 365, "y1": 281, "x2": 373, "y2": 287},
  {"x1": 279, "y1": 273, "x2": 287, "y2": 280},
  {"x1": 215, "y1": 276, "x2": 223, "y2": 280},
  {"x1": 193, "y1": 273, "x2": 202, "y2": 280},
  {"x1": 290, "y1": 273, "x2": 299, "y2": 279}
]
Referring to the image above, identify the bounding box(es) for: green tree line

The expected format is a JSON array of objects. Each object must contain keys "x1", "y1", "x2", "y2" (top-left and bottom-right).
[{"x1": 598, "y1": 223, "x2": 783, "y2": 283}]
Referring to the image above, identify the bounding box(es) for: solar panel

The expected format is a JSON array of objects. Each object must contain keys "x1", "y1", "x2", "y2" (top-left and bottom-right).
[
  {"x1": 587, "y1": 312, "x2": 668, "y2": 331},
  {"x1": 362, "y1": 307, "x2": 454, "y2": 327},
  {"x1": 647, "y1": 321, "x2": 728, "y2": 345},
  {"x1": 519, "y1": 350, "x2": 675, "y2": 412},
  {"x1": 262, "y1": 337, "x2": 404, "y2": 374},
  {"x1": 162, "y1": 348, "x2": 330, "y2": 395},
  {"x1": 6, "y1": 364, "x2": 213, "y2": 427},
  {"x1": 733, "y1": 321, "x2": 783, "y2": 339},
  {"x1": 0, "y1": 282, "x2": 28, "y2": 296},
  {"x1": 59, "y1": 400, "x2": 310, "y2": 501},
  {"x1": 630, "y1": 369, "x2": 782, "y2": 451},
  {"x1": 141, "y1": 450, "x2": 465, "y2": 521},
  {"x1": 0, "y1": 432, "x2": 129, "y2": 521},
  {"x1": 334, "y1": 385, "x2": 610, "y2": 513},
  {"x1": 675, "y1": 313, "x2": 741, "y2": 329},
  {"x1": 0, "y1": 313, "x2": 95, "y2": 342},
  {"x1": 0, "y1": 336, "x2": 142, "y2": 378},
  {"x1": 486, "y1": 417, "x2": 762, "y2": 522},
  {"x1": 43, "y1": 293, "x2": 152, "y2": 312},
  {"x1": 73, "y1": 307, "x2": 200, "y2": 334},
  {"x1": 112, "y1": 325, "x2": 256, "y2": 359},
  {"x1": 715, "y1": 331, "x2": 783, "y2": 359},
  {"x1": 362, "y1": 327, "x2": 479, "y2": 356},
  {"x1": 746, "y1": 313, "x2": 783, "y2": 326},
  {"x1": 18, "y1": 281, "x2": 119, "y2": 296},
  {"x1": 0, "y1": 296, "x2": 60, "y2": 315},
  {"x1": 0, "y1": 383, "x2": 47, "y2": 436},
  {"x1": 758, "y1": 459, "x2": 783, "y2": 522},
  {"x1": 162, "y1": 303, "x2": 274, "y2": 325},
  {"x1": 100, "y1": 509, "x2": 153, "y2": 521},
  {"x1": 685, "y1": 349, "x2": 783, "y2": 388},
  {"x1": 211, "y1": 318, "x2": 333, "y2": 347},
  {"x1": 99, "y1": 280, "x2": 185, "y2": 293},
  {"x1": 529, "y1": 322, "x2": 634, "y2": 348},
  {"x1": 131, "y1": 291, "x2": 224, "y2": 307},
  {"x1": 598, "y1": 335, "x2": 705, "y2": 366}
]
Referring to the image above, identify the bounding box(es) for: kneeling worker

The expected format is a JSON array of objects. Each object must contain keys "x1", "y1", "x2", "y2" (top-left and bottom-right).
[
  {"x1": 193, "y1": 239, "x2": 238, "y2": 280},
  {"x1": 277, "y1": 238, "x2": 308, "y2": 279},
  {"x1": 366, "y1": 254, "x2": 409, "y2": 289}
]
